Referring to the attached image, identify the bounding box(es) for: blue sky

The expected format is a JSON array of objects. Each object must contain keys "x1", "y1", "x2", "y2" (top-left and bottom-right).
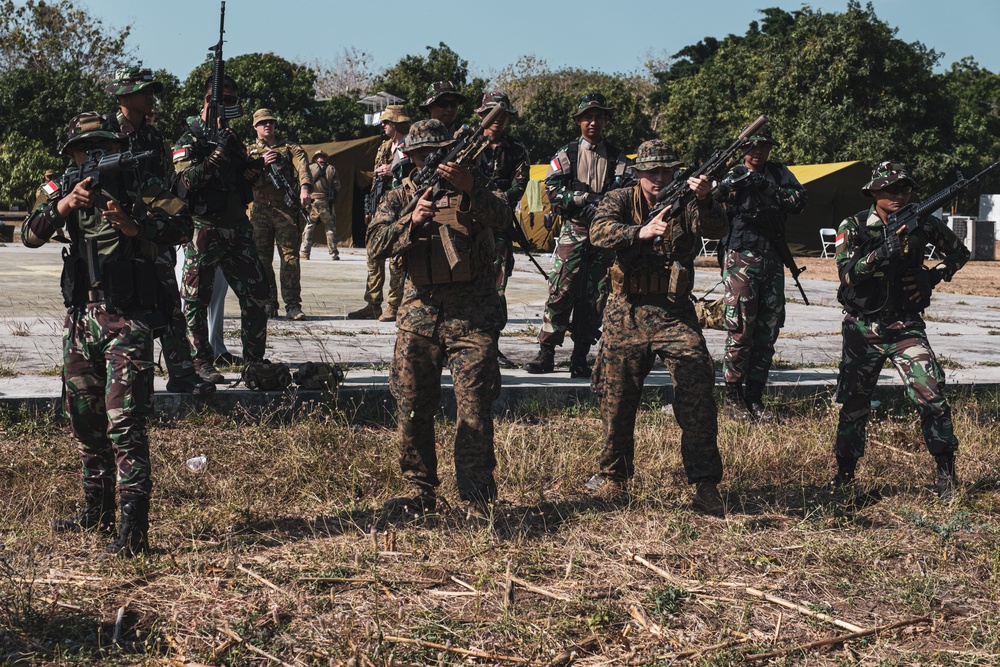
[{"x1": 78, "y1": 0, "x2": 999, "y2": 81}]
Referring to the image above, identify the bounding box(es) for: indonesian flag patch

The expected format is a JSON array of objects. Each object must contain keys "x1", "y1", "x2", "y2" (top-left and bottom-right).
[
  {"x1": 549, "y1": 157, "x2": 562, "y2": 172},
  {"x1": 41, "y1": 180, "x2": 59, "y2": 196},
  {"x1": 172, "y1": 147, "x2": 188, "y2": 162},
  {"x1": 836, "y1": 232, "x2": 845, "y2": 245}
]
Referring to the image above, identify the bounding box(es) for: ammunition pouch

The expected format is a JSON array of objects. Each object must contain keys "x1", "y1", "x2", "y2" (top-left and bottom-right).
[
  {"x1": 243, "y1": 361, "x2": 292, "y2": 391},
  {"x1": 60, "y1": 249, "x2": 88, "y2": 308},
  {"x1": 610, "y1": 259, "x2": 690, "y2": 302},
  {"x1": 694, "y1": 295, "x2": 726, "y2": 330},
  {"x1": 293, "y1": 361, "x2": 345, "y2": 391},
  {"x1": 104, "y1": 259, "x2": 158, "y2": 312},
  {"x1": 893, "y1": 266, "x2": 933, "y2": 313},
  {"x1": 407, "y1": 194, "x2": 493, "y2": 286}
]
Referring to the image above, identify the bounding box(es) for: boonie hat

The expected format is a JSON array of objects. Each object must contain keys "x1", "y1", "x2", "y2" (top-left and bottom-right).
[
  {"x1": 104, "y1": 66, "x2": 163, "y2": 95},
  {"x1": 572, "y1": 92, "x2": 615, "y2": 119},
  {"x1": 61, "y1": 112, "x2": 126, "y2": 156},
  {"x1": 253, "y1": 108, "x2": 277, "y2": 126},
  {"x1": 862, "y1": 160, "x2": 919, "y2": 196},
  {"x1": 742, "y1": 126, "x2": 780, "y2": 148},
  {"x1": 380, "y1": 105, "x2": 411, "y2": 124},
  {"x1": 419, "y1": 81, "x2": 466, "y2": 109},
  {"x1": 475, "y1": 91, "x2": 518, "y2": 115},
  {"x1": 402, "y1": 119, "x2": 457, "y2": 154},
  {"x1": 633, "y1": 140, "x2": 683, "y2": 171}
]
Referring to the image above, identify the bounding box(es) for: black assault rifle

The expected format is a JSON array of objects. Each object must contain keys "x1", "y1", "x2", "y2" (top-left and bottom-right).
[
  {"x1": 62, "y1": 149, "x2": 156, "y2": 201},
  {"x1": 263, "y1": 155, "x2": 311, "y2": 226},
  {"x1": 204, "y1": 1, "x2": 241, "y2": 148}
]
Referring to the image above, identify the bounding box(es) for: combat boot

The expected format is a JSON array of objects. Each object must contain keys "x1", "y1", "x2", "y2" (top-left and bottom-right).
[
  {"x1": 524, "y1": 344, "x2": 555, "y2": 374},
  {"x1": 166, "y1": 372, "x2": 216, "y2": 395},
  {"x1": 196, "y1": 365, "x2": 225, "y2": 384},
  {"x1": 569, "y1": 344, "x2": 592, "y2": 379},
  {"x1": 104, "y1": 498, "x2": 149, "y2": 558},
  {"x1": 828, "y1": 454, "x2": 858, "y2": 491},
  {"x1": 347, "y1": 303, "x2": 382, "y2": 320},
  {"x1": 378, "y1": 305, "x2": 397, "y2": 322},
  {"x1": 381, "y1": 487, "x2": 437, "y2": 523},
  {"x1": 724, "y1": 382, "x2": 753, "y2": 421},
  {"x1": 744, "y1": 380, "x2": 775, "y2": 422},
  {"x1": 691, "y1": 481, "x2": 725, "y2": 517},
  {"x1": 497, "y1": 350, "x2": 516, "y2": 369},
  {"x1": 935, "y1": 453, "x2": 957, "y2": 501},
  {"x1": 53, "y1": 486, "x2": 115, "y2": 534}
]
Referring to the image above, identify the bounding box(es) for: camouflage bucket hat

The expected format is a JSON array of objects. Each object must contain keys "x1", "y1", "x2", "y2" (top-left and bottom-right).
[
  {"x1": 419, "y1": 81, "x2": 466, "y2": 109},
  {"x1": 633, "y1": 140, "x2": 683, "y2": 171},
  {"x1": 862, "y1": 160, "x2": 919, "y2": 196},
  {"x1": 381, "y1": 105, "x2": 411, "y2": 124},
  {"x1": 572, "y1": 92, "x2": 615, "y2": 119},
  {"x1": 475, "y1": 91, "x2": 518, "y2": 115},
  {"x1": 104, "y1": 66, "x2": 163, "y2": 95},
  {"x1": 60, "y1": 112, "x2": 126, "y2": 155},
  {"x1": 403, "y1": 119, "x2": 457, "y2": 154},
  {"x1": 253, "y1": 108, "x2": 277, "y2": 126},
  {"x1": 743, "y1": 126, "x2": 780, "y2": 148}
]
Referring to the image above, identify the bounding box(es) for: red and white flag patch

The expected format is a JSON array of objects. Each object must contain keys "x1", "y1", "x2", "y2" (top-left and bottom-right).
[
  {"x1": 836, "y1": 232, "x2": 845, "y2": 245},
  {"x1": 549, "y1": 157, "x2": 561, "y2": 173},
  {"x1": 41, "y1": 180, "x2": 59, "y2": 196},
  {"x1": 172, "y1": 147, "x2": 188, "y2": 162}
]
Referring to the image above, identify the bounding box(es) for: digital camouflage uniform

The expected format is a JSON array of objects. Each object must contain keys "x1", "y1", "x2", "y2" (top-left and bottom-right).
[
  {"x1": 300, "y1": 156, "x2": 340, "y2": 259},
  {"x1": 247, "y1": 132, "x2": 312, "y2": 315},
  {"x1": 174, "y1": 116, "x2": 269, "y2": 369},
  {"x1": 365, "y1": 136, "x2": 405, "y2": 310},
  {"x1": 368, "y1": 120, "x2": 510, "y2": 505},
  {"x1": 589, "y1": 153, "x2": 727, "y2": 486},
  {"x1": 22, "y1": 113, "x2": 192, "y2": 510},
  {"x1": 834, "y1": 172, "x2": 969, "y2": 464},
  {"x1": 718, "y1": 152, "x2": 807, "y2": 389}
]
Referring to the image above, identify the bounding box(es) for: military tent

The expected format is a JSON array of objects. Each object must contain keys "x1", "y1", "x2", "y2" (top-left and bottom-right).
[{"x1": 301, "y1": 136, "x2": 381, "y2": 247}]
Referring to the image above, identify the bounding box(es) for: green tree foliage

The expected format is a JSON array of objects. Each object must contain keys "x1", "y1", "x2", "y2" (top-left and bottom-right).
[{"x1": 0, "y1": 131, "x2": 61, "y2": 209}]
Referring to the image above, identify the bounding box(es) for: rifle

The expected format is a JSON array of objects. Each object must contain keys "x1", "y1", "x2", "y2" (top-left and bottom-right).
[
  {"x1": 365, "y1": 173, "x2": 390, "y2": 219},
  {"x1": 204, "y1": 1, "x2": 241, "y2": 147},
  {"x1": 750, "y1": 207, "x2": 810, "y2": 305},
  {"x1": 62, "y1": 149, "x2": 156, "y2": 201},
  {"x1": 568, "y1": 241, "x2": 601, "y2": 351},
  {"x1": 507, "y1": 215, "x2": 548, "y2": 278},
  {"x1": 263, "y1": 155, "x2": 311, "y2": 226}
]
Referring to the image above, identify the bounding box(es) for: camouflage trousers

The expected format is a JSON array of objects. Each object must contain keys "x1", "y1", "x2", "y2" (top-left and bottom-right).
[
  {"x1": 63, "y1": 304, "x2": 154, "y2": 500},
  {"x1": 300, "y1": 200, "x2": 338, "y2": 258},
  {"x1": 365, "y1": 251, "x2": 404, "y2": 308},
  {"x1": 592, "y1": 295, "x2": 723, "y2": 484},
  {"x1": 182, "y1": 222, "x2": 269, "y2": 367},
  {"x1": 721, "y1": 248, "x2": 785, "y2": 385},
  {"x1": 155, "y1": 245, "x2": 196, "y2": 379},
  {"x1": 389, "y1": 327, "x2": 501, "y2": 503},
  {"x1": 493, "y1": 229, "x2": 515, "y2": 328},
  {"x1": 538, "y1": 220, "x2": 612, "y2": 348},
  {"x1": 835, "y1": 314, "x2": 957, "y2": 459},
  {"x1": 251, "y1": 202, "x2": 302, "y2": 312}
]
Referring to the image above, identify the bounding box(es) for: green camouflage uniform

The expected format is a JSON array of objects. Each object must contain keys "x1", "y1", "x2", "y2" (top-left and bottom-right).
[
  {"x1": 247, "y1": 137, "x2": 312, "y2": 314},
  {"x1": 718, "y1": 160, "x2": 807, "y2": 385},
  {"x1": 834, "y1": 204, "x2": 969, "y2": 459},
  {"x1": 367, "y1": 120, "x2": 510, "y2": 504},
  {"x1": 365, "y1": 137, "x2": 406, "y2": 309},
  {"x1": 174, "y1": 117, "x2": 269, "y2": 367},
  {"x1": 590, "y1": 170, "x2": 727, "y2": 484},
  {"x1": 300, "y1": 159, "x2": 340, "y2": 258},
  {"x1": 22, "y1": 121, "x2": 192, "y2": 502}
]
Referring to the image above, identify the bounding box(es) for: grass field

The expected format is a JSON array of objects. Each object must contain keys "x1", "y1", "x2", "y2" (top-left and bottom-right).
[{"x1": 1, "y1": 390, "x2": 999, "y2": 666}]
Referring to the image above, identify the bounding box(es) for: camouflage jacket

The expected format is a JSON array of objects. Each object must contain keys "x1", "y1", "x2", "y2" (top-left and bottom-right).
[
  {"x1": 247, "y1": 138, "x2": 312, "y2": 205},
  {"x1": 308, "y1": 162, "x2": 340, "y2": 202},
  {"x1": 367, "y1": 172, "x2": 509, "y2": 337},
  {"x1": 835, "y1": 205, "x2": 969, "y2": 314},
  {"x1": 478, "y1": 135, "x2": 530, "y2": 210},
  {"x1": 545, "y1": 138, "x2": 634, "y2": 223},
  {"x1": 374, "y1": 137, "x2": 405, "y2": 170},
  {"x1": 717, "y1": 161, "x2": 807, "y2": 251},
  {"x1": 173, "y1": 116, "x2": 254, "y2": 226},
  {"x1": 110, "y1": 110, "x2": 175, "y2": 183}
]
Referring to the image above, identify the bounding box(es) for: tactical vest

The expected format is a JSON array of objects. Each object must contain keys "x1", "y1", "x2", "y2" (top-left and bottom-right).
[
  {"x1": 177, "y1": 120, "x2": 253, "y2": 219},
  {"x1": 308, "y1": 163, "x2": 338, "y2": 202},
  {"x1": 724, "y1": 162, "x2": 785, "y2": 252},
  {"x1": 837, "y1": 209, "x2": 933, "y2": 317},
  {"x1": 406, "y1": 192, "x2": 494, "y2": 286},
  {"x1": 563, "y1": 141, "x2": 629, "y2": 197}
]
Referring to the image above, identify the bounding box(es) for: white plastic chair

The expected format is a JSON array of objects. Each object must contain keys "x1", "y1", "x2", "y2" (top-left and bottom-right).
[
  {"x1": 819, "y1": 228, "x2": 837, "y2": 258},
  {"x1": 700, "y1": 238, "x2": 719, "y2": 256}
]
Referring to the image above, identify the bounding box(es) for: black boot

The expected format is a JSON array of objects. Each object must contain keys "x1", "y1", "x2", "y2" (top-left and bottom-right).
[
  {"x1": 724, "y1": 382, "x2": 753, "y2": 421},
  {"x1": 104, "y1": 498, "x2": 149, "y2": 558},
  {"x1": 829, "y1": 454, "x2": 858, "y2": 490},
  {"x1": 53, "y1": 486, "x2": 115, "y2": 534},
  {"x1": 524, "y1": 344, "x2": 555, "y2": 374},
  {"x1": 935, "y1": 453, "x2": 957, "y2": 500},
  {"x1": 744, "y1": 380, "x2": 774, "y2": 422},
  {"x1": 569, "y1": 344, "x2": 591, "y2": 378}
]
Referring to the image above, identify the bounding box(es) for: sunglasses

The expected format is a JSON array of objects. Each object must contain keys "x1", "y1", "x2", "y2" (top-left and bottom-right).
[
  {"x1": 434, "y1": 98, "x2": 460, "y2": 108},
  {"x1": 882, "y1": 183, "x2": 913, "y2": 195},
  {"x1": 205, "y1": 95, "x2": 240, "y2": 106}
]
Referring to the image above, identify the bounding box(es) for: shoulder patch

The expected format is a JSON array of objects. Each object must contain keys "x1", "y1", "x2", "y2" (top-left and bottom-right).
[
  {"x1": 41, "y1": 180, "x2": 60, "y2": 197},
  {"x1": 550, "y1": 157, "x2": 562, "y2": 173},
  {"x1": 172, "y1": 147, "x2": 189, "y2": 163}
]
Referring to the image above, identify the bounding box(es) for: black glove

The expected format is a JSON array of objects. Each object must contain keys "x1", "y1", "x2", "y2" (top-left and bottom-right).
[
  {"x1": 875, "y1": 229, "x2": 903, "y2": 262},
  {"x1": 929, "y1": 261, "x2": 955, "y2": 286},
  {"x1": 747, "y1": 170, "x2": 776, "y2": 196},
  {"x1": 215, "y1": 127, "x2": 241, "y2": 156},
  {"x1": 578, "y1": 203, "x2": 597, "y2": 225},
  {"x1": 716, "y1": 169, "x2": 750, "y2": 196}
]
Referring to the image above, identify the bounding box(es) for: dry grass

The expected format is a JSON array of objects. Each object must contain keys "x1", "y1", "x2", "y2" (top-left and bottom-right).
[{"x1": 1, "y1": 391, "x2": 999, "y2": 666}]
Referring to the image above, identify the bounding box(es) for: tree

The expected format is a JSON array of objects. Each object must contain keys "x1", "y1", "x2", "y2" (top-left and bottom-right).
[
  {"x1": 0, "y1": 131, "x2": 61, "y2": 209},
  {"x1": 312, "y1": 47, "x2": 374, "y2": 98}
]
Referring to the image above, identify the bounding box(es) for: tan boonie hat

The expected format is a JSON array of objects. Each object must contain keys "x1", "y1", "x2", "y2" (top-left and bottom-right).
[
  {"x1": 862, "y1": 160, "x2": 919, "y2": 196},
  {"x1": 253, "y1": 108, "x2": 277, "y2": 126},
  {"x1": 633, "y1": 140, "x2": 683, "y2": 171},
  {"x1": 380, "y1": 105, "x2": 411, "y2": 124},
  {"x1": 419, "y1": 81, "x2": 466, "y2": 109},
  {"x1": 61, "y1": 112, "x2": 126, "y2": 155},
  {"x1": 402, "y1": 119, "x2": 457, "y2": 154},
  {"x1": 105, "y1": 66, "x2": 163, "y2": 95}
]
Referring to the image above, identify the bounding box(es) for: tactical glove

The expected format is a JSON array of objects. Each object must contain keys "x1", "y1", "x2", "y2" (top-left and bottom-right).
[
  {"x1": 875, "y1": 229, "x2": 903, "y2": 262},
  {"x1": 578, "y1": 203, "x2": 598, "y2": 225},
  {"x1": 716, "y1": 170, "x2": 749, "y2": 196},
  {"x1": 747, "y1": 170, "x2": 777, "y2": 197}
]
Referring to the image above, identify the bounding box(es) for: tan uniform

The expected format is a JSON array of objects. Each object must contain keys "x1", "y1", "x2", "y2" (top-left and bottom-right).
[
  {"x1": 300, "y1": 161, "x2": 340, "y2": 258},
  {"x1": 365, "y1": 137, "x2": 405, "y2": 310}
]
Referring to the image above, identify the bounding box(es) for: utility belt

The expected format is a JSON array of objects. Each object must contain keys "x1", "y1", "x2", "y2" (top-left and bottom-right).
[
  {"x1": 609, "y1": 259, "x2": 690, "y2": 301},
  {"x1": 254, "y1": 192, "x2": 293, "y2": 208},
  {"x1": 407, "y1": 193, "x2": 493, "y2": 286}
]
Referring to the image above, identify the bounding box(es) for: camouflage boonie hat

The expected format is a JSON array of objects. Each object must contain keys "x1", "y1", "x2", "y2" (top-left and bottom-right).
[
  {"x1": 380, "y1": 105, "x2": 411, "y2": 124},
  {"x1": 475, "y1": 91, "x2": 518, "y2": 115},
  {"x1": 633, "y1": 140, "x2": 683, "y2": 171},
  {"x1": 862, "y1": 160, "x2": 919, "y2": 196},
  {"x1": 253, "y1": 108, "x2": 277, "y2": 126},
  {"x1": 60, "y1": 112, "x2": 126, "y2": 155},
  {"x1": 402, "y1": 120, "x2": 457, "y2": 153},
  {"x1": 742, "y1": 126, "x2": 780, "y2": 148},
  {"x1": 419, "y1": 81, "x2": 466, "y2": 109},
  {"x1": 572, "y1": 92, "x2": 615, "y2": 119},
  {"x1": 104, "y1": 66, "x2": 163, "y2": 95}
]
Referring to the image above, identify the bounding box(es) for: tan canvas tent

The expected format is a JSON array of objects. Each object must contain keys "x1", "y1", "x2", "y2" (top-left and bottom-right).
[{"x1": 300, "y1": 136, "x2": 381, "y2": 247}]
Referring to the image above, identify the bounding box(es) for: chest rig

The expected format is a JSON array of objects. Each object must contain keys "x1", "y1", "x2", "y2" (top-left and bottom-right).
[{"x1": 407, "y1": 192, "x2": 495, "y2": 286}]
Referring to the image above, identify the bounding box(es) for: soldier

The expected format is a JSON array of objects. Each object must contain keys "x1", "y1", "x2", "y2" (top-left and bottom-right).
[
  {"x1": 368, "y1": 120, "x2": 511, "y2": 523},
  {"x1": 475, "y1": 91, "x2": 530, "y2": 368},
  {"x1": 299, "y1": 150, "x2": 340, "y2": 261},
  {"x1": 586, "y1": 140, "x2": 727, "y2": 515},
  {"x1": 525, "y1": 93, "x2": 633, "y2": 378},
  {"x1": 22, "y1": 112, "x2": 193, "y2": 556},
  {"x1": 105, "y1": 66, "x2": 214, "y2": 396},
  {"x1": 715, "y1": 126, "x2": 807, "y2": 421},
  {"x1": 174, "y1": 75, "x2": 269, "y2": 384},
  {"x1": 420, "y1": 80, "x2": 466, "y2": 134},
  {"x1": 247, "y1": 108, "x2": 313, "y2": 321},
  {"x1": 832, "y1": 161, "x2": 969, "y2": 499},
  {"x1": 349, "y1": 105, "x2": 410, "y2": 321}
]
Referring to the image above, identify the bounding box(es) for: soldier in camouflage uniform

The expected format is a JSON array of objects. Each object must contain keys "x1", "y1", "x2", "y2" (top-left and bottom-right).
[
  {"x1": 22, "y1": 112, "x2": 193, "y2": 557},
  {"x1": 586, "y1": 141, "x2": 727, "y2": 515},
  {"x1": 299, "y1": 150, "x2": 340, "y2": 260},
  {"x1": 421, "y1": 80, "x2": 466, "y2": 135},
  {"x1": 105, "y1": 66, "x2": 213, "y2": 396},
  {"x1": 174, "y1": 76, "x2": 269, "y2": 383},
  {"x1": 475, "y1": 92, "x2": 530, "y2": 368},
  {"x1": 525, "y1": 93, "x2": 634, "y2": 378},
  {"x1": 247, "y1": 108, "x2": 313, "y2": 321},
  {"x1": 368, "y1": 120, "x2": 510, "y2": 524},
  {"x1": 716, "y1": 127, "x2": 807, "y2": 421},
  {"x1": 349, "y1": 106, "x2": 409, "y2": 321},
  {"x1": 832, "y1": 161, "x2": 970, "y2": 499}
]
